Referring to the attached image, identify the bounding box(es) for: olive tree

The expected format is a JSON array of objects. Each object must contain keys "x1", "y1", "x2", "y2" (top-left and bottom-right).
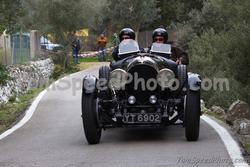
[
  {"x1": 0, "y1": 0, "x2": 23, "y2": 34},
  {"x1": 105, "y1": 0, "x2": 160, "y2": 40}
]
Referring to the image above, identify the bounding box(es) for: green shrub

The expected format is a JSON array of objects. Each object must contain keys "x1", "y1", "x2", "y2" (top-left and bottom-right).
[
  {"x1": 0, "y1": 65, "x2": 11, "y2": 86},
  {"x1": 177, "y1": 0, "x2": 250, "y2": 107},
  {"x1": 64, "y1": 56, "x2": 80, "y2": 74},
  {"x1": 51, "y1": 64, "x2": 64, "y2": 80},
  {"x1": 49, "y1": 51, "x2": 66, "y2": 65}
]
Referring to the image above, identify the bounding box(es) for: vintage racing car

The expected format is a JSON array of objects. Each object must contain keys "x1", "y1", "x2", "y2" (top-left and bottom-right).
[{"x1": 81, "y1": 40, "x2": 201, "y2": 144}]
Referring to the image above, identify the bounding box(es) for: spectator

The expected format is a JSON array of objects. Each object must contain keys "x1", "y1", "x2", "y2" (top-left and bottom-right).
[
  {"x1": 72, "y1": 37, "x2": 81, "y2": 64},
  {"x1": 97, "y1": 34, "x2": 108, "y2": 61}
]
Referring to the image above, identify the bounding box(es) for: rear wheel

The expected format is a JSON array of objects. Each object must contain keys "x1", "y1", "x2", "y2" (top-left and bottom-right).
[
  {"x1": 185, "y1": 90, "x2": 200, "y2": 141},
  {"x1": 81, "y1": 92, "x2": 101, "y2": 144}
]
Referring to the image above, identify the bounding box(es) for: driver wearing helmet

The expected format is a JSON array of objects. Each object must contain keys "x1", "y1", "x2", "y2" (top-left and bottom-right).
[
  {"x1": 112, "y1": 28, "x2": 142, "y2": 61},
  {"x1": 150, "y1": 28, "x2": 189, "y2": 65}
]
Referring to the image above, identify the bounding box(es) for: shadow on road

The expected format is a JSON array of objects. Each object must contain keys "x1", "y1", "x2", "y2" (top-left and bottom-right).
[{"x1": 98, "y1": 126, "x2": 188, "y2": 144}]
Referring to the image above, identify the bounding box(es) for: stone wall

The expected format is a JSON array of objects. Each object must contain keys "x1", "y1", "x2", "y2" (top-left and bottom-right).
[
  {"x1": 203, "y1": 100, "x2": 250, "y2": 153},
  {"x1": 0, "y1": 58, "x2": 54, "y2": 103}
]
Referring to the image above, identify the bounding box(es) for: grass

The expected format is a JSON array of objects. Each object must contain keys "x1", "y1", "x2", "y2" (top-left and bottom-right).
[
  {"x1": 77, "y1": 62, "x2": 110, "y2": 71},
  {"x1": 0, "y1": 87, "x2": 45, "y2": 134},
  {"x1": 78, "y1": 62, "x2": 94, "y2": 70},
  {"x1": 201, "y1": 108, "x2": 226, "y2": 123},
  {"x1": 203, "y1": 110, "x2": 226, "y2": 122},
  {"x1": 78, "y1": 53, "x2": 112, "y2": 71},
  {"x1": 79, "y1": 53, "x2": 113, "y2": 63},
  {"x1": 79, "y1": 57, "x2": 98, "y2": 62},
  {"x1": 243, "y1": 143, "x2": 250, "y2": 154}
]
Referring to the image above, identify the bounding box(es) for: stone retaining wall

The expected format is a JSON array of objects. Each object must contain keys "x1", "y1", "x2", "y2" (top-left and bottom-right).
[{"x1": 0, "y1": 58, "x2": 54, "y2": 103}]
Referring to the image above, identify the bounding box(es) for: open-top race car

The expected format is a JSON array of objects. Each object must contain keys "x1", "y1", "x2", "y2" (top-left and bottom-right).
[{"x1": 81, "y1": 39, "x2": 201, "y2": 144}]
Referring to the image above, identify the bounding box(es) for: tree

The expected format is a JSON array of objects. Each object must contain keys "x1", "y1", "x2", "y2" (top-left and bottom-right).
[
  {"x1": 184, "y1": 0, "x2": 250, "y2": 106},
  {"x1": 21, "y1": 0, "x2": 92, "y2": 45},
  {"x1": 153, "y1": 0, "x2": 178, "y2": 27},
  {"x1": 86, "y1": 0, "x2": 108, "y2": 34},
  {"x1": 0, "y1": 0, "x2": 23, "y2": 34},
  {"x1": 176, "y1": 0, "x2": 203, "y2": 22},
  {"x1": 149, "y1": 0, "x2": 203, "y2": 28},
  {"x1": 20, "y1": 0, "x2": 94, "y2": 70},
  {"x1": 104, "y1": 0, "x2": 160, "y2": 39}
]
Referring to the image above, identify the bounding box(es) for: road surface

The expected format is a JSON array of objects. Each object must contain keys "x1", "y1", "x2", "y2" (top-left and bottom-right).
[{"x1": 0, "y1": 65, "x2": 242, "y2": 167}]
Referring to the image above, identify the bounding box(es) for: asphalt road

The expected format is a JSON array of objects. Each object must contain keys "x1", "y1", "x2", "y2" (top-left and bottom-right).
[{"x1": 0, "y1": 65, "x2": 237, "y2": 167}]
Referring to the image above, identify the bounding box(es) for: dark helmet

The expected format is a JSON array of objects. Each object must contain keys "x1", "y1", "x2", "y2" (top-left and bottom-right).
[
  {"x1": 119, "y1": 28, "x2": 135, "y2": 41},
  {"x1": 152, "y1": 28, "x2": 168, "y2": 43}
]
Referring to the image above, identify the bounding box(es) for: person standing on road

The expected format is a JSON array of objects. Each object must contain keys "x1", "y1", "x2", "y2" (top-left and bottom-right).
[
  {"x1": 72, "y1": 37, "x2": 81, "y2": 64},
  {"x1": 97, "y1": 34, "x2": 108, "y2": 61}
]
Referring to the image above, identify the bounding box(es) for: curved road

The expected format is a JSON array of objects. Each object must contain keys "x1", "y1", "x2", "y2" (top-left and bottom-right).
[{"x1": 0, "y1": 65, "x2": 244, "y2": 167}]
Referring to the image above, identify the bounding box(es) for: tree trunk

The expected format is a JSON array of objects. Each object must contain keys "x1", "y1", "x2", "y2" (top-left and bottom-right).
[
  {"x1": 134, "y1": 24, "x2": 140, "y2": 42},
  {"x1": 63, "y1": 52, "x2": 68, "y2": 70}
]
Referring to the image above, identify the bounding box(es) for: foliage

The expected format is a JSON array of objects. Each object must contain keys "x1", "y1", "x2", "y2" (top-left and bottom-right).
[
  {"x1": 152, "y1": 0, "x2": 178, "y2": 27},
  {"x1": 243, "y1": 143, "x2": 250, "y2": 155},
  {"x1": 86, "y1": 0, "x2": 108, "y2": 34},
  {"x1": 0, "y1": 0, "x2": 24, "y2": 34},
  {"x1": 79, "y1": 53, "x2": 113, "y2": 62},
  {"x1": 104, "y1": 0, "x2": 160, "y2": 37},
  {"x1": 175, "y1": 0, "x2": 204, "y2": 22},
  {"x1": 51, "y1": 56, "x2": 80, "y2": 80},
  {"x1": 20, "y1": 0, "x2": 98, "y2": 69},
  {"x1": 0, "y1": 65, "x2": 11, "y2": 86},
  {"x1": 21, "y1": 0, "x2": 92, "y2": 47},
  {"x1": 149, "y1": 0, "x2": 203, "y2": 29},
  {"x1": 51, "y1": 64, "x2": 64, "y2": 80},
  {"x1": 180, "y1": 0, "x2": 250, "y2": 107},
  {"x1": 79, "y1": 57, "x2": 98, "y2": 62},
  {"x1": 64, "y1": 57, "x2": 80, "y2": 74}
]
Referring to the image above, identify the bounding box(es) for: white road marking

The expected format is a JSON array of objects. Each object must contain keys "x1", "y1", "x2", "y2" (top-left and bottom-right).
[
  {"x1": 0, "y1": 89, "x2": 47, "y2": 140},
  {"x1": 54, "y1": 80, "x2": 60, "y2": 85},
  {"x1": 202, "y1": 115, "x2": 249, "y2": 167},
  {"x1": 0, "y1": 71, "x2": 84, "y2": 141},
  {"x1": 48, "y1": 84, "x2": 53, "y2": 89}
]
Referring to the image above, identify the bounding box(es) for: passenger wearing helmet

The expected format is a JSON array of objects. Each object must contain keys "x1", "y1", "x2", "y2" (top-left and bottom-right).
[
  {"x1": 150, "y1": 28, "x2": 189, "y2": 65},
  {"x1": 112, "y1": 28, "x2": 140, "y2": 61},
  {"x1": 152, "y1": 28, "x2": 168, "y2": 44}
]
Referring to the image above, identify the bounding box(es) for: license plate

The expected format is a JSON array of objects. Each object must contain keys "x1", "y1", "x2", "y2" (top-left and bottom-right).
[{"x1": 123, "y1": 113, "x2": 161, "y2": 123}]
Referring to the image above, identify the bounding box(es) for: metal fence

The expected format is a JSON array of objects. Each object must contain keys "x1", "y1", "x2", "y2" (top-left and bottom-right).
[
  {"x1": 11, "y1": 33, "x2": 30, "y2": 64},
  {"x1": 0, "y1": 32, "x2": 31, "y2": 65},
  {"x1": 0, "y1": 34, "x2": 11, "y2": 65}
]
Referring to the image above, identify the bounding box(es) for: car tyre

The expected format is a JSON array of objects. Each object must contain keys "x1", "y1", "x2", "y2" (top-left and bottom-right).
[
  {"x1": 177, "y1": 65, "x2": 188, "y2": 92},
  {"x1": 185, "y1": 90, "x2": 200, "y2": 141},
  {"x1": 82, "y1": 92, "x2": 101, "y2": 144},
  {"x1": 99, "y1": 66, "x2": 111, "y2": 99}
]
